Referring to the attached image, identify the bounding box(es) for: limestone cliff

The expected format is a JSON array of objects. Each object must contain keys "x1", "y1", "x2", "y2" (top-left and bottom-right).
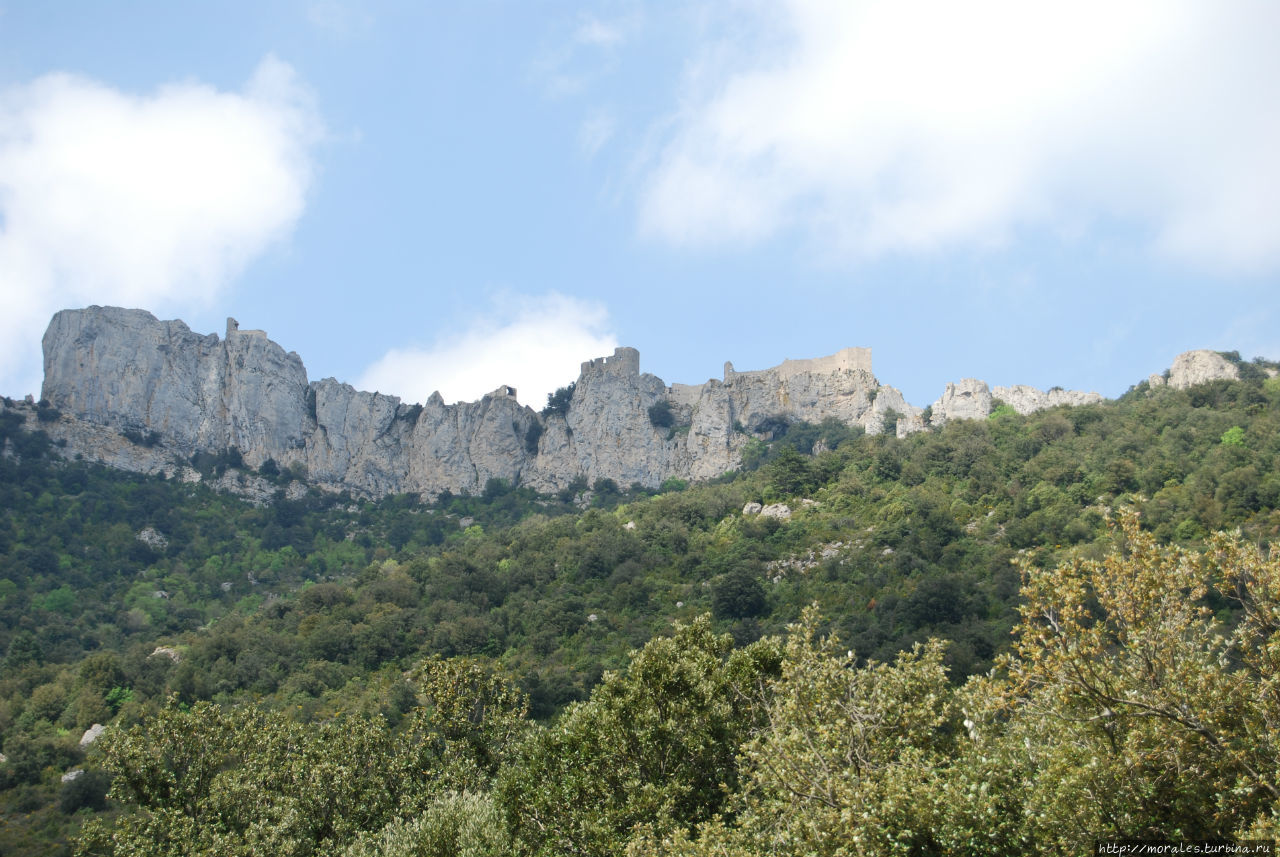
[
  {"x1": 1147, "y1": 349, "x2": 1240, "y2": 390},
  {"x1": 40, "y1": 311, "x2": 906, "y2": 497},
  {"x1": 34, "y1": 306, "x2": 1206, "y2": 500},
  {"x1": 992, "y1": 385, "x2": 1105, "y2": 415}
]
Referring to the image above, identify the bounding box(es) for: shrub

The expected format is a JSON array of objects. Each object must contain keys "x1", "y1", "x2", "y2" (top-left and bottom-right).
[
  {"x1": 542, "y1": 383, "x2": 575, "y2": 418},
  {"x1": 647, "y1": 400, "x2": 674, "y2": 429},
  {"x1": 524, "y1": 422, "x2": 543, "y2": 455}
]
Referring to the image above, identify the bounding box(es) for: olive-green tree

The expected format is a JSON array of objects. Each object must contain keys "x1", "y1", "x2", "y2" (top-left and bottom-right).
[
  {"x1": 497, "y1": 616, "x2": 781, "y2": 857},
  {"x1": 631, "y1": 608, "x2": 956, "y2": 856},
  {"x1": 77, "y1": 659, "x2": 529, "y2": 857},
  {"x1": 992, "y1": 513, "x2": 1279, "y2": 846}
]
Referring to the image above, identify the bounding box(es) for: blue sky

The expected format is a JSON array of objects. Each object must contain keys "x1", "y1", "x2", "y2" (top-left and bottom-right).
[{"x1": 1, "y1": 1, "x2": 1277, "y2": 410}]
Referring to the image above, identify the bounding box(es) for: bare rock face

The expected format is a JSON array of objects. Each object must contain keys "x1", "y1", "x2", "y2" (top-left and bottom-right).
[
  {"x1": 865, "y1": 385, "x2": 923, "y2": 436},
  {"x1": 930, "y1": 379, "x2": 993, "y2": 426},
  {"x1": 43, "y1": 309, "x2": 311, "y2": 455},
  {"x1": 42, "y1": 307, "x2": 544, "y2": 498},
  {"x1": 37, "y1": 306, "x2": 1161, "y2": 499},
  {"x1": 992, "y1": 384, "x2": 1104, "y2": 414},
  {"x1": 527, "y1": 348, "x2": 674, "y2": 491},
  {"x1": 1166, "y1": 350, "x2": 1239, "y2": 389}
]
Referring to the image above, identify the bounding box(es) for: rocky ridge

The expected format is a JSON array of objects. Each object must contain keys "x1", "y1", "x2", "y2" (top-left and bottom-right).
[{"x1": 30, "y1": 307, "x2": 1234, "y2": 500}]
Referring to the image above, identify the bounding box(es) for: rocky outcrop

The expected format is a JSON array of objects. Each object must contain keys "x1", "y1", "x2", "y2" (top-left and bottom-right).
[
  {"x1": 930, "y1": 379, "x2": 993, "y2": 427},
  {"x1": 42, "y1": 308, "x2": 546, "y2": 498},
  {"x1": 37, "y1": 306, "x2": 1229, "y2": 501},
  {"x1": 1163, "y1": 350, "x2": 1240, "y2": 389},
  {"x1": 44, "y1": 311, "x2": 905, "y2": 496},
  {"x1": 43, "y1": 309, "x2": 311, "y2": 455},
  {"x1": 992, "y1": 385, "x2": 1104, "y2": 414},
  {"x1": 527, "y1": 348, "x2": 674, "y2": 491},
  {"x1": 928, "y1": 378, "x2": 1105, "y2": 427}
]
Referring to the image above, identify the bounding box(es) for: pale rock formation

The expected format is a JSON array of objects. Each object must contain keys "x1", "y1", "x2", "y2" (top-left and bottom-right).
[
  {"x1": 526, "y1": 348, "x2": 674, "y2": 491},
  {"x1": 42, "y1": 308, "x2": 545, "y2": 498},
  {"x1": 992, "y1": 385, "x2": 1104, "y2": 415},
  {"x1": 895, "y1": 412, "x2": 927, "y2": 438},
  {"x1": 760, "y1": 503, "x2": 792, "y2": 520},
  {"x1": 930, "y1": 379, "x2": 993, "y2": 427},
  {"x1": 37, "y1": 306, "x2": 1212, "y2": 501},
  {"x1": 80, "y1": 724, "x2": 106, "y2": 746},
  {"x1": 43, "y1": 309, "x2": 311, "y2": 456},
  {"x1": 865, "y1": 385, "x2": 924, "y2": 436},
  {"x1": 136, "y1": 527, "x2": 168, "y2": 550},
  {"x1": 1167, "y1": 350, "x2": 1239, "y2": 389},
  {"x1": 150, "y1": 645, "x2": 182, "y2": 662}
]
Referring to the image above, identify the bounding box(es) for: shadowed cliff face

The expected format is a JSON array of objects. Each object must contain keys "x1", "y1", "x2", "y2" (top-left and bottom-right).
[{"x1": 39, "y1": 306, "x2": 1128, "y2": 499}]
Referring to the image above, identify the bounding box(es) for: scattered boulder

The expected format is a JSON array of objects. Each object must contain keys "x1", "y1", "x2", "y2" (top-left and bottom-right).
[
  {"x1": 136, "y1": 527, "x2": 168, "y2": 550},
  {"x1": 150, "y1": 645, "x2": 182, "y2": 662},
  {"x1": 80, "y1": 724, "x2": 106, "y2": 746}
]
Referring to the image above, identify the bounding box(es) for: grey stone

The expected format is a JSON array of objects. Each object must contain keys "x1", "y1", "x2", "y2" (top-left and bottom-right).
[
  {"x1": 150, "y1": 645, "x2": 181, "y2": 662},
  {"x1": 1167, "y1": 350, "x2": 1239, "y2": 389},
  {"x1": 41, "y1": 306, "x2": 1214, "y2": 500},
  {"x1": 136, "y1": 527, "x2": 168, "y2": 550},
  {"x1": 760, "y1": 503, "x2": 792, "y2": 520},
  {"x1": 992, "y1": 384, "x2": 1104, "y2": 414},
  {"x1": 931, "y1": 379, "x2": 993, "y2": 426}
]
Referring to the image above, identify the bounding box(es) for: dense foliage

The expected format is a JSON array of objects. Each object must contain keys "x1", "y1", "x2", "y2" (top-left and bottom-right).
[
  {"x1": 72, "y1": 516, "x2": 1280, "y2": 855},
  {"x1": 0, "y1": 367, "x2": 1277, "y2": 853}
]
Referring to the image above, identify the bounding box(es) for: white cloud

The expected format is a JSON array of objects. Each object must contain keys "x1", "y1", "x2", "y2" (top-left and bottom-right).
[
  {"x1": 638, "y1": 0, "x2": 1280, "y2": 273},
  {"x1": 357, "y1": 293, "x2": 618, "y2": 409},
  {"x1": 0, "y1": 57, "x2": 322, "y2": 397},
  {"x1": 578, "y1": 110, "x2": 617, "y2": 157}
]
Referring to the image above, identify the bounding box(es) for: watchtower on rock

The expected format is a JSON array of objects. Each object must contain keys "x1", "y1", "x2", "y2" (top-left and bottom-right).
[{"x1": 581, "y1": 347, "x2": 640, "y2": 378}]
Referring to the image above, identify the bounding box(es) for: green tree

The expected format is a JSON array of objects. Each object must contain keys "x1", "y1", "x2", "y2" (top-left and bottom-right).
[
  {"x1": 992, "y1": 512, "x2": 1280, "y2": 847},
  {"x1": 408, "y1": 656, "x2": 529, "y2": 792},
  {"x1": 498, "y1": 616, "x2": 781, "y2": 856},
  {"x1": 631, "y1": 608, "x2": 956, "y2": 856},
  {"x1": 542, "y1": 384, "x2": 575, "y2": 418}
]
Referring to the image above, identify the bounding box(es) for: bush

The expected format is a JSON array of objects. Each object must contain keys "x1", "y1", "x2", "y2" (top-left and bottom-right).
[
  {"x1": 542, "y1": 383, "x2": 575, "y2": 418},
  {"x1": 524, "y1": 422, "x2": 543, "y2": 455},
  {"x1": 648, "y1": 400, "x2": 675, "y2": 429},
  {"x1": 59, "y1": 769, "x2": 111, "y2": 814},
  {"x1": 712, "y1": 568, "x2": 766, "y2": 620}
]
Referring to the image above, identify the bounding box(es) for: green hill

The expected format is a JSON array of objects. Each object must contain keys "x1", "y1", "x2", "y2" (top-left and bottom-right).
[{"x1": 1, "y1": 371, "x2": 1279, "y2": 854}]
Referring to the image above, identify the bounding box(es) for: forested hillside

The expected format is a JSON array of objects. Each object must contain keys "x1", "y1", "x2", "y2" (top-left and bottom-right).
[{"x1": 1, "y1": 367, "x2": 1279, "y2": 855}]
